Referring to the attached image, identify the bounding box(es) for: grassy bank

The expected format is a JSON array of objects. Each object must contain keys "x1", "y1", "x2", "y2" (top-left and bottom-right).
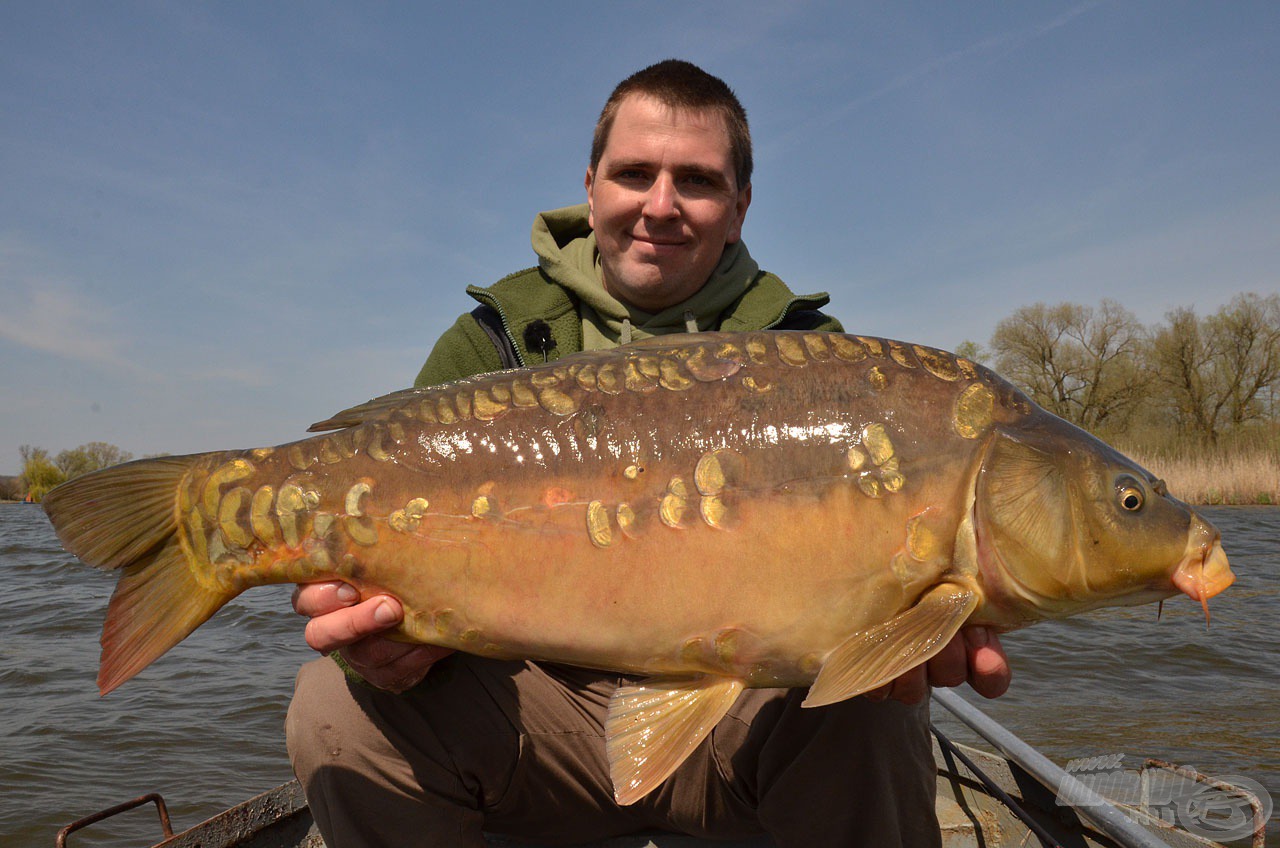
[{"x1": 1120, "y1": 444, "x2": 1279, "y2": 505}]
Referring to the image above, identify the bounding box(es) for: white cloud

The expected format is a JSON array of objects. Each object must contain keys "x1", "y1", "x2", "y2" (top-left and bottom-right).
[{"x1": 0, "y1": 241, "x2": 139, "y2": 371}]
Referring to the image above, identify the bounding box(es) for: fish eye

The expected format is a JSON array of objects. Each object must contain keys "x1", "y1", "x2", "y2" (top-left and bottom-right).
[{"x1": 1117, "y1": 478, "x2": 1145, "y2": 512}]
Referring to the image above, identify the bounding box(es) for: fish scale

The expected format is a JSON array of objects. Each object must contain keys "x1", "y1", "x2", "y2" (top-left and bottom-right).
[{"x1": 42, "y1": 330, "x2": 1233, "y2": 806}]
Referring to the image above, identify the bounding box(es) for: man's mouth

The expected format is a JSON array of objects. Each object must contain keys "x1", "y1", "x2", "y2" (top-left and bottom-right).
[{"x1": 631, "y1": 233, "x2": 686, "y2": 247}]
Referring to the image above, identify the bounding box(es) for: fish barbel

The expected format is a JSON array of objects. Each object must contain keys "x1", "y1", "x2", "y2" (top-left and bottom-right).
[{"x1": 43, "y1": 331, "x2": 1234, "y2": 804}]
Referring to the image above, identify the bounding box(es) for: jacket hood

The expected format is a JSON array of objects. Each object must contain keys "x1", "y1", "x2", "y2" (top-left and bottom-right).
[{"x1": 530, "y1": 203, "x2": 762, "y2": 348}]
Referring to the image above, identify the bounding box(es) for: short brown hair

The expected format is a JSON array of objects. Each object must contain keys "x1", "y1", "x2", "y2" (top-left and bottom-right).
[{"x1": 590, "y1": 59, "x2": 753, "y2": 190}]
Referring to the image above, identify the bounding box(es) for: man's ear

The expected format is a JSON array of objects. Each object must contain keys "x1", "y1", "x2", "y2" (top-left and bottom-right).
[
  {"x1": 727, "y1": 183, "x2": 752, "y2": 244},
  {"x1": 584, "y1": 169, "x2": 595, "y2": 229}
]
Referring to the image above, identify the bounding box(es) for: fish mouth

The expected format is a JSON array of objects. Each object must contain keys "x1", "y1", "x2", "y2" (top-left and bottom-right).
[{"x1": 1170, "y1": 517, "x2": 1234, "y2": 622}]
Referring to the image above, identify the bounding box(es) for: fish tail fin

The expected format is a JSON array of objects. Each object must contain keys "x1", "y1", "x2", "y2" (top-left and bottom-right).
[
  {"x1": 43, "y1": 455, "x2": 236, "y2": 695},
  {"x1": 43, "y1": 455, "x2": 195, "y2": 568},
  {"x1": 98, "y1": 537, "x2": 228, "y2": 694}
]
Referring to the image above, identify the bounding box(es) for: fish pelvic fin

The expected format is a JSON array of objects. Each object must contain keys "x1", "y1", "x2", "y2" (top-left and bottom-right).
[
  {"x1": 804, "y1": 583, "x2": 978, "y2": 708},
  {"x1": 42, "y1": 454, "x2": 235, "y2": 694},
  {"x1": 606, "y1": 675, "x2": 744, "y2": 806},
  {"x1": 98, "y1": 536, "x2": 229, "y2": 695}
]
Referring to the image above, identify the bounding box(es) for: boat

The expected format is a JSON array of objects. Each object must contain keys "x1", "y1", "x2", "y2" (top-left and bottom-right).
[{"x1": 56, "y1": 690, "x2": 1266, "y2": 848}]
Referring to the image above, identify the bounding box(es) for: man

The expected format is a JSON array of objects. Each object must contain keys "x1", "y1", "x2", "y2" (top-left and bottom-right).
[{"x1": 287, "y1": 60, "x2": 1010, "y2": 847}]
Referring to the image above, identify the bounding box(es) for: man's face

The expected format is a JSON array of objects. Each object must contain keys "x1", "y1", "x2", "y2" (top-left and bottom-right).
[{"x1": 585, "y1": 95, "x2": 751, "y2": 313}]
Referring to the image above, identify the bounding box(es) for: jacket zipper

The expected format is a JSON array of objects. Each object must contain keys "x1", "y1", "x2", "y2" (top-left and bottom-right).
[
  {"x1": 763, "y1": 296, "x2": 827, "y2": 330},
  {"x1": 466, "y1": 286, "x2": 527, "y2": 368}
]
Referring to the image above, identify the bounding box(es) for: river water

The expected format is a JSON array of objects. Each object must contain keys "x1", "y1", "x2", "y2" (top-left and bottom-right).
[{"x1": 2, "y1": 505, "x2": 1275, "y2": 847}]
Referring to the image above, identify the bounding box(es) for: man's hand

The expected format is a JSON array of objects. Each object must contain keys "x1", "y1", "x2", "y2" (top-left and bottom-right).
[
  {"x1": 292, "y1": 581, "x2": 454, "y2": 693},
  {"x1": 868, "y1": 626, "x2": 1011, "y2": 705}
]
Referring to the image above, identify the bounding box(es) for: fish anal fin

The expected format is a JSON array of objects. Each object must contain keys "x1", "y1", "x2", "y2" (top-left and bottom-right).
[
  {"x1": 606, "y1": 676, "x2": 744, "y2": 806},
  {"x1": 98, "y1": 537, "x2": 235, "y2": 695},
  {"x1": 803, "y1": 583, "x2": 978, "y2": 708}
]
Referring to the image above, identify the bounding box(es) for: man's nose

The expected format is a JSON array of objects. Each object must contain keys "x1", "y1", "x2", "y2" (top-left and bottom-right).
[{"x1": 642, "y1": 174, "x2": 678, "y2": 219}]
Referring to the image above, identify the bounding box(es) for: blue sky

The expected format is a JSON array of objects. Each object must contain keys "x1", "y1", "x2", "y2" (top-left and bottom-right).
[{"x1": 2, "y1": 1, "x2": 1277, "y2": 475}]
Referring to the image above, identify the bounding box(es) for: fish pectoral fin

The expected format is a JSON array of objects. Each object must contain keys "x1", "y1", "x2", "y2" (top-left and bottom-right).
[
  {"x1": 803, "y1": 583, "x2": 978, "y2": 708},
  {"x1": 606, "y1": 675, "x2": 745, "y2": 806}
]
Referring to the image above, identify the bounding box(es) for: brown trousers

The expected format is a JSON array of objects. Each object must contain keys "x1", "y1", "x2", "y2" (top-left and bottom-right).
[{"x1": 286, "y1": 655, "x2": 940, "y2": 848}]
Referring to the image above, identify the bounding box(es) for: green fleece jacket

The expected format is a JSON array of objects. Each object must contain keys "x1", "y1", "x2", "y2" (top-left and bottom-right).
[{"x1": 415, "y1": 205, "x2": 842, "y2": 387}]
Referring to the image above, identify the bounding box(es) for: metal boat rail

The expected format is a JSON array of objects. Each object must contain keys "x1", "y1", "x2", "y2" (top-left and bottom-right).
[{"x1": 931, "y1": 688, "x2": 1266, "y2": 848}]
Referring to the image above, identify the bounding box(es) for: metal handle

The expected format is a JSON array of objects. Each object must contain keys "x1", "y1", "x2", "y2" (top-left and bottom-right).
[{"x1": 55, "y1": 793, "x2": 174, "y2": 848}]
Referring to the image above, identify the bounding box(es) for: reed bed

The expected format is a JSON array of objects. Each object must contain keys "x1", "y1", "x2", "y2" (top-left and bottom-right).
[{"x1": 1119, "y1": 444, "x2": 1280, "y2": 505}]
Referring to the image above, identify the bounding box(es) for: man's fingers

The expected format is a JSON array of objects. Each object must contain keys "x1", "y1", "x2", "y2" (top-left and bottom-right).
[
  {"x1": 963, "y1": 627, "x2": 1012, "y2": 699},
  {"x1": 864, "y1": 628, "x2": 1011, "y2": 705},
  {"x1": 888, "y1": 665, "x2": 929, "y2": 705},
  {"x1": 864, "y1": 665, "x2": 929, "y2": 704},
  {"x1": 302, "y1": 596, "x2": 403, "y2": 653},
  {"x1": 344, "y1": 644, "x2": 456, "y2": 694},
  {"x1": 291, "y1": 581, "x2": 360, "y2": 618},
  {"x1": 341, "y1": 635, "x2": 424, "y2": 670},
  {"x1": 925, "y1": 632, "x2": 970, "y2": 689}
]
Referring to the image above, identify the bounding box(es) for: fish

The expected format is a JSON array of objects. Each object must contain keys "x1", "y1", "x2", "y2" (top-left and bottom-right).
[{"x1": 43, "y1": 331, "x2": 1234, "y2": 805}]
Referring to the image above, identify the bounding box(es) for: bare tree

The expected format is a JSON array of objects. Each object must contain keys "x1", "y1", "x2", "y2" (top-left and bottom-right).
[
  {"x1": 18, "y1": 444, "x2": 49, "y2": 467},
  {"x1": 17, "y1": 441, "x2": 133, "y2": 501},
  {"x1": 953, "y1": 339, "x2": 986, "y2": 365},
  {"x1": 990, "y1": 302, "x2": 1077, "y2": 418},
  {"x1": 0, "y1": 476, "x2": 23, "y2": 501},
  {"x1": 1149, "y1": 294, "x2": 1280, "y2": 443},
  {"x1": 1149, "y1": 307, "x2": 1219, "y2": 440},
  {"x1": 54, "y1": 441, "x2": 133, "y2": 479},
  {"x1": 1210, "y1": 293, "x2": 1280, "y2": 428},
  {"x1": 991, "y1": 300, "x2": 1147, "y2": 432}
]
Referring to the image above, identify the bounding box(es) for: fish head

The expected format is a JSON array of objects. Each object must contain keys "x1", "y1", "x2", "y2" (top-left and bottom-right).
[{"x1": 971, "y1": 417, "x2": 1233, "y2": 625}]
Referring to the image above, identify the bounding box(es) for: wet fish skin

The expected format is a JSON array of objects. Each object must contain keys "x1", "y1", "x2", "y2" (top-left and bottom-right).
[{"x1": 42, "y1": 331, "x2": 1233, "y2": 805}]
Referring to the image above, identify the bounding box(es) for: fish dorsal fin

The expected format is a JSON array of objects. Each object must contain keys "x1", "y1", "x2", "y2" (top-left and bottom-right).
[
  {"x1": 307, "y1": 387, "x2": 435, "y2": 432},
  {"x1": 606, "y1": 675, "x2": 744, "y2": 805},
  {"x1": 803, "y1": 583, "x2": 978, "y2": 708}
]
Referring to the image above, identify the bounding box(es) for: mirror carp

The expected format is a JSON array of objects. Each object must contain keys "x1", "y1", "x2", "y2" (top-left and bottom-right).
[{"x1": 44, "y1": 331, "x2": 1234, "y2": 805}]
